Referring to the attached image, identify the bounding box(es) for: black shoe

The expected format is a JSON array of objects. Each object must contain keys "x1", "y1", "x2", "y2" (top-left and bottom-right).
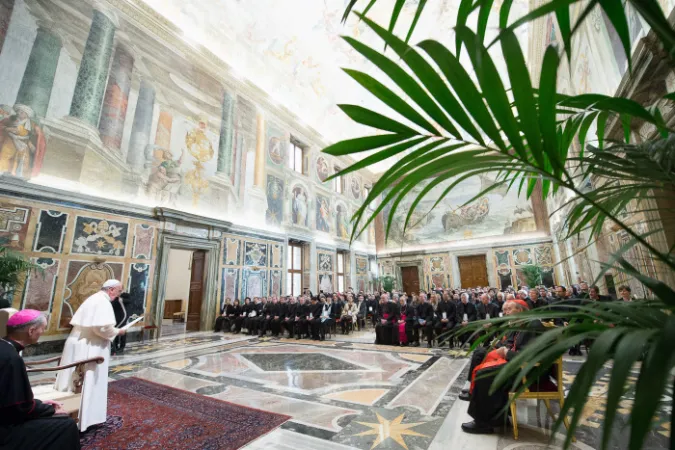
[
  {"x1": 461, "y1": 420, "x2": 494, "y2": 434},
  {"x1": 459, "y1": 392, "x2": 471, "y2": 401}
]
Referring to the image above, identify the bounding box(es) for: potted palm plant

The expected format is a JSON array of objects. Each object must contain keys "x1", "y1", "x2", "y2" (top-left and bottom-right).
[
  {"x1": 329, "y1": 1, "x2": 675, "y2": 448},
  {"x1": 0, "y1": 240, "x2": 42, "y2": 308}
]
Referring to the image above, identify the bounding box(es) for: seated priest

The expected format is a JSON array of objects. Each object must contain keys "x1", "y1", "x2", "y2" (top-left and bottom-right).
[
  {"x1": 460, "y1": 300, "x2": 549, "y2": 434},
  {"x1": 1, "y1": 309, "x2": 81, "y2": 450}
]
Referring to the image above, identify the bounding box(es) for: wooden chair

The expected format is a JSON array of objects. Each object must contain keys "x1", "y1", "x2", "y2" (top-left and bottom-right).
[
  {"x1": 26, "y1": 356, "x2": 104, "y2": 423},
  {"x1": 508, "y1": 355, "x2": 574, "y2": 441}
]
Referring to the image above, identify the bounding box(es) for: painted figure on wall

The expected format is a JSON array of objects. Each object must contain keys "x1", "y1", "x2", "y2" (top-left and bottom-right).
[
  {"x1": 0, "y1": 104, "x2": 46, "y2": 179},
  {"x1": 184, "y1": 117, "x2": 215, "y2": 205},
  {"x1": 146, "y1": 149, "x2": 183, "y2": 205},
  {"x1": 268, "y1": 136, "x2": 284, "y2": 165},
  {"x1": 266, "y1": 175, "x2": 284, "y2": 225},
  {"x1": 350, "y1": 176, "x2": 361, "y2": 199},
  {"x1": 291, "y1": 185, "x2": 308, "y2": 227},
  {"x1": 319, "y1": 273, "x2": 333, "y2": 293},
  {"x1": 316, "y1": 195, "x2": 330, "y2": 232},
  {"x1": 316, "y1": 155, "x2": 329, "y2": 182},
  {"x1": 336, "y1": 203, "x2": 349, "y2": 239}
]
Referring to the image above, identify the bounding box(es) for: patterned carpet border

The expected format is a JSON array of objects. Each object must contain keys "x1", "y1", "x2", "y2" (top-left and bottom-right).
[{"x1": 81, "y1": 377, "x2": 290, "y2": 450}]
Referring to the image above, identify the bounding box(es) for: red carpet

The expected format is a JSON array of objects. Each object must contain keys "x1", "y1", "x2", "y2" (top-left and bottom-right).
[{"x1": 80, "y1": 377, "x2": 290, "y2": 449}]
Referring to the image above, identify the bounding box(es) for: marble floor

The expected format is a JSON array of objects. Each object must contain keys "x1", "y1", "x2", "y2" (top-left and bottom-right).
[{"x1": 28, "y1": 331, "x2": 667, "y2": 450}]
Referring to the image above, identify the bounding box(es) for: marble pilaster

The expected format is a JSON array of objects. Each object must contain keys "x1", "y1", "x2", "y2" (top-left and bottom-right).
[
  {"x1": 126, "y1": 79, "x2": 155, "y2": 172},
  {"x1": 216, "y1": 92, "x2": 235, "y2": 176},
  {"x1": 254, "y1": 112, "x2": 266, "y2": 187},
  {"x1": 69, "y1": 10, "x2": 116, "y2": 127},
  {"x1": 0, "y1": 0, "x2": 15, "y2": 55},
  {"x1": 98, "y1": 45, "x2": 134, "y2": 151},
  {"x1": 15, "y1": 26, "x2": 62, "y2": 118}
]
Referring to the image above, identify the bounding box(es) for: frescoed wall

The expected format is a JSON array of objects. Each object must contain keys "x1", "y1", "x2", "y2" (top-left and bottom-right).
[
  {"x1": 0, "y1": 0, "x2": 377, "y2": 251},
  {"x1": 382, "y1": 175, "x2": 540, "y2": 250}
]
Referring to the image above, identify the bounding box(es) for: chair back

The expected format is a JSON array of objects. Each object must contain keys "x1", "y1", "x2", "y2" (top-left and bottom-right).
[{"x1": 0, "y1": 308, "x2": 18, "y2": 337}]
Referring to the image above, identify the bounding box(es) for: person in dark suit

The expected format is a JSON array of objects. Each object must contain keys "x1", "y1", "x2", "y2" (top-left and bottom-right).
[
  {"x1": 111, "y1": 292, "x2": 131, "y2": 354},
  {"x1": 455, "y1": 293, "x2": 477, "y2": 347},
  {"x1": 461, "y1": 300, "x2": 549, "y2": 434},
  {"x1": 434, "y1": 294, "x2": 457, "y2": 347}
]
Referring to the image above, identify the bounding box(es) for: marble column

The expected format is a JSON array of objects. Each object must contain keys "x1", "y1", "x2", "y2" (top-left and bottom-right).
[
  {"x1": 216, "y1": 92, "x2": 235, "y2": 176},
  {"x1": 254, "y1": 112, "x2": 265, "y2": 187},
  {"x1": 98, "y1": 45, "x2": 134, "y2": 151},
  {"x1": 154, "y1": 109, "x2": 172, "y2": 149},
  {"x1": 15, "y1": 26, "x2": 62, "y2": 118},
  {"x1": 0, "y1": 0, "x2": 15, "y2": 55},
  {"x1": 69, "y1": 10, "x2": 116, "y2": 127},
  {"x1": 126, "y1": 79, "x2": 155, "y2": 172}
]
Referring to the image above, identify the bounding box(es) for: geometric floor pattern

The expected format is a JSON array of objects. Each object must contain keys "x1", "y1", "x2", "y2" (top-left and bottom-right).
[{"x1": 29, "y1": 330, "x2": 669, "y2": 450}]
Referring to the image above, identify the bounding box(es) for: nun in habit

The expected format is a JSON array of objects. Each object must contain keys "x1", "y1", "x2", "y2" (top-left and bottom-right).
[{"x1": 54, "y1": 279, "x2": 126, "y2": 431}]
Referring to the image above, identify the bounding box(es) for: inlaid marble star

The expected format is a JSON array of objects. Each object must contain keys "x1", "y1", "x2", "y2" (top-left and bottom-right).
[
  {"x1": 354, "y1": 413, "x2": 428, "y2": 450},
  {"x1": 109, "y1": 364, "x2": 141, "y2": 374}
]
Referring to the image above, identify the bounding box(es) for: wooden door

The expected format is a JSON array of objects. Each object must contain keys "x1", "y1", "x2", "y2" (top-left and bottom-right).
[
  {"x1": 458, "y1": 255, "x2": 489, "y2": 288},
  {"x1": 186, "y1": 250, "x2": 206, "y2": 332},
  {"x1": 400, "y1": 266, "x2": 420, "y2": 295}
]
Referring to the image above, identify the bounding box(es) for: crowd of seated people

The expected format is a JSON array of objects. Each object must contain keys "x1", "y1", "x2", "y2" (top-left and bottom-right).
[{"x1": 213, "y1": 281, "x2": 624, "y2": 349}]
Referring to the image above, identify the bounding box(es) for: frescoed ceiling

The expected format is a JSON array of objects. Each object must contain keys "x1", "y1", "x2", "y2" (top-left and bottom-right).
[{"x1": 141, "y1": 0, "x2": 529, "y2": 173}]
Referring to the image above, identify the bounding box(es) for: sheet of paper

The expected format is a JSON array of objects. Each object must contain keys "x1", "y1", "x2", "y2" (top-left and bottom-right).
[{"x1": 121, "y1": 316, "x2": 144, "y2": 331}]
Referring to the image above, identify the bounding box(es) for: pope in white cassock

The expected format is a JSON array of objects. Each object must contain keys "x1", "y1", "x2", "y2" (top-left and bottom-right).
[{"x1": 54, "y1": 279, "x2": 126, "y2": 431}]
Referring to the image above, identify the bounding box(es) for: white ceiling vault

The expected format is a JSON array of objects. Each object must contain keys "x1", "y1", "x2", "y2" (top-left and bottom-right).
[{"x1": 142, "y1": 0, "x2": 529, "y2": 173}]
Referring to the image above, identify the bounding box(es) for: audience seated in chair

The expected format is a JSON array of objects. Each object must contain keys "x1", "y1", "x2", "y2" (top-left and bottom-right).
[{"x1": 1, "y1": 310, "x2": 81, "y2": 450}]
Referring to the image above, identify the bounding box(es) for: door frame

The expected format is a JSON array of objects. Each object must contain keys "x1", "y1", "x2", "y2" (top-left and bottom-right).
[
  {"x1": 152, "y1": 232, "x2": 220, "y2": 335},
  {"x1": 450, "y1": 249, "x2": 496, "y2": 288},
  {"x1": 394, "y1": 260, "x2": 424, "y2": 292}
]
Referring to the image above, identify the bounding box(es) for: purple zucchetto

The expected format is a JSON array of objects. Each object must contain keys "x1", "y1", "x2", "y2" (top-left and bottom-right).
[{"x1": 6, "y1": 309, "x2": 42, "y2": 327}]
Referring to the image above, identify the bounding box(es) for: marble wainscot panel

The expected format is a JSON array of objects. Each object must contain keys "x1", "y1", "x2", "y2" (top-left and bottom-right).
[
  {"x1": 22, "y1": 257, "x2": 59, "y2": 312},
  {"x1": 223, "y1": 237, "x2": 242, "y2": 265},
  {"x1": 33, "y1": 210, "x2": 68, "y2": 253},
  {"x1": 221, "y1": 268, "x2": 240, "y2": 306},
  {"x1": 59, "y1": 261, "x2": 123, "y2": 328},
  {"x1": 126, "y1": 263, "x2": 150, "y2": 317},
  {"x1": 131, "y1": 224, "x2": 154, "y2": 259},
  {"x1": 241, "y1": 268, "x2": 267, "y2": 298},
  {"x1": 71, "y1": 216, "x2": 129, "y2": 256},
  {"x1": 212, "y1": 386, "x2": 360, "y2": 432},
  {"x1": 0, "y1": 202, "x2": 31, "y2": 248}
]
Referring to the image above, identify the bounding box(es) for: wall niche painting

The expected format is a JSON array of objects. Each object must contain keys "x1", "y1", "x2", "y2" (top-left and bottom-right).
[
  {"x1": 0, "y1": 203, "x2": 31, "y2": 249},
  {"x1": 266, "y1": 122, "x2": 286, "y2": 166},
  {"x1": 318, "y1": 273, "x2": 333, "y2": 293},
  {"x1": 316, "y1": 194, "x2": 330, "y2": 233},
  {"x1": 316, "y1": 155, "x2": 329, "y2": 182},
  {"x1": 335, "y1": 203, "x2": 349, "y2": 240},
  {"x1": 265, "y1": 175, "x2": 284, "y2": 225},
  {"x1": 291, "y1": 185, "x2": 309, "y2": 227}
]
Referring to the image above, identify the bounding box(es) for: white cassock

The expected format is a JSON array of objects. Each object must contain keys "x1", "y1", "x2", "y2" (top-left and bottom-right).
[{"x1": 54, "y1": 290, "x2": 119, "y2": 431}]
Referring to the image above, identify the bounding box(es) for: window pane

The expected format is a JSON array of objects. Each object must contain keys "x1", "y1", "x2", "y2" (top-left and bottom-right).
[
  {"x1": 294, "y1": 148, "x2": 302, "y2": 173},
  {"x1": 337, "y1": 253, "x2": 344, "y2": 272},
  {"x1": 293, "y1": 274, "x2": 302, "y2": 297},
  {"x1": 338, "y1": 275, "x2": 344, "y2": 293},
  {"x1": 293, "y1": 246, "x2": 302, "y2": 270},
  {"x1": 287, "y1": 246, "x2": 293, "y2": 268},
  {"x1": 288, "y1": 143, "x2": 294, "y2": 168},
  {"x1": 286, "y1": 272, "x2": 293, "y2": 296}
]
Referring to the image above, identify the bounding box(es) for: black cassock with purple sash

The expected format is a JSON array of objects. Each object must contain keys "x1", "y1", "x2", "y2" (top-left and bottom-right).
[{"x1": 0, "y1": 337, "x2": 80, "y2": 450}]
